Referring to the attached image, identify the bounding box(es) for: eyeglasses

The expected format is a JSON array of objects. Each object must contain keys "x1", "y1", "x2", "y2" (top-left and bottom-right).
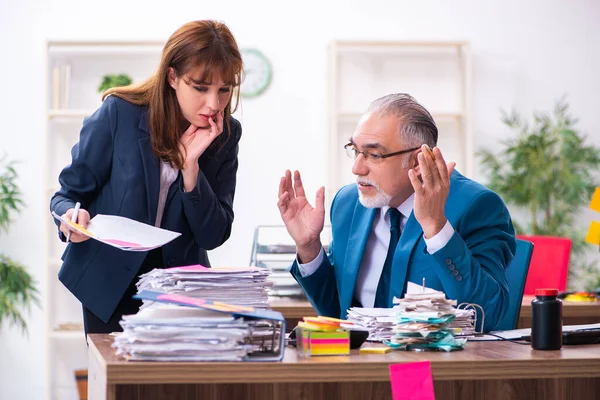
[{"x1": 344, "y1": 143, "x2": 420, "y2": 164}]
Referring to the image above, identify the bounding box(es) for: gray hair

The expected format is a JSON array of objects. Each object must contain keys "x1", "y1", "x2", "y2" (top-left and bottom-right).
[{"x1": 367, "y1": 93, "x2": 438, "y2": 148}]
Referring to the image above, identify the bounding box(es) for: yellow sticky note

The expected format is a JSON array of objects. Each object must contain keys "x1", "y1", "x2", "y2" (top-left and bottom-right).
[
  {"x1": 590, "y1": 187, "x2": 600, "y2": 213},
  {"x1": 360, "y1": 346, "x2": 392, "y2": 354},
  {"x1": 585, "y1": 221, "x2": 600, "y2": 245}
]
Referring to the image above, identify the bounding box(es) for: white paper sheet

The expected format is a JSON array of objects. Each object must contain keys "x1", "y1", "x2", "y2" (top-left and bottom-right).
[{"x1": 52, "y1": 212, "x2": 181, "y2": 251}]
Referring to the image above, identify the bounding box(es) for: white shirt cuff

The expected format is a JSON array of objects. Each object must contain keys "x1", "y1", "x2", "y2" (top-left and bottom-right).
[
  {"x1": 423, "y1": 221, "x2": 454, "y2": 254},
  {"x1": 297, "y1": 248, "x2": 325, "y2": 277}
]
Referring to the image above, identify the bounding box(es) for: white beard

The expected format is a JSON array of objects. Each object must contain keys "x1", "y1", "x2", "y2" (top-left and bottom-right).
[{"x1": 356, "y1": 178, "x2": 392, "y2": 208}]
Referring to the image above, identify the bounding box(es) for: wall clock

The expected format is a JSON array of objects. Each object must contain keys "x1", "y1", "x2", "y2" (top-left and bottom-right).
[{"x1": 240, "y1": 48, "x2": 272, "y2": 98}]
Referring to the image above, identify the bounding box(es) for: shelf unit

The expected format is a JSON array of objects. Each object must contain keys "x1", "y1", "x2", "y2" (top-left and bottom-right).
[
  {"x1": 45, "y1": 40, "x2": 163, "y2": 400},
  {"x1": 249, "y1": 226, "x2": 332, "y2": 298},
  {"x1": 327, "y1": 40, "x2": 472, "y2": 204}
]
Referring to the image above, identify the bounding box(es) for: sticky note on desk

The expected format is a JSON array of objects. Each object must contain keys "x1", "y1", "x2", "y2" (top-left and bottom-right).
[
  {"x1": 389, "y1": 361, "x2": 435, "y2": 400},
  {"x1": 590, "y1": 187, "x2": 600, "y2": 212},
  {"x1": 585, "y1": 221, "x2": 600, "y2": 245},
  {"x1": 360, "y1": 346, "x2": 392, "y2": 354}
]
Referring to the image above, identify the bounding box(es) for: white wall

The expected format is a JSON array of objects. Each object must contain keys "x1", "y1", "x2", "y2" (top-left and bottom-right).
[{"x1": 1, "y1": 0, "x2": 599, "y2": 398}]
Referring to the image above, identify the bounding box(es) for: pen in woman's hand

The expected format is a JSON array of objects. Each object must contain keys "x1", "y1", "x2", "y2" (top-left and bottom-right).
[{"x1": 67, "y1": 202, "x2": 81, "y2": 242}]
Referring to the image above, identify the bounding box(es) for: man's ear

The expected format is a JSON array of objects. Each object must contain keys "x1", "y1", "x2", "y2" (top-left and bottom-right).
[{"x1": 409, "y1": 149, "x2": 423, "y2": 177}]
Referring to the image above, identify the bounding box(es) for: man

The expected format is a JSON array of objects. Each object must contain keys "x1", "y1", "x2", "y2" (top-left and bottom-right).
[{"x1": 277, "y1": 94, "x2": 515, "y2": 332}]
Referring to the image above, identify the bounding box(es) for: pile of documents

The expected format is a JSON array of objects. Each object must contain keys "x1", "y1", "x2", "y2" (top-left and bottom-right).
[
  {"x1": 113, "y1": 290, "x2": 286, "y2": 362},
  {"x1": 344, "y1": 282, "x2": 472, "y2": 351},
  {"x1": 136, "y1": 265, "x2": 273, "y2": 309},
  {"x1": 113, "y1": 304, "x2": 254, "y2": 361}
]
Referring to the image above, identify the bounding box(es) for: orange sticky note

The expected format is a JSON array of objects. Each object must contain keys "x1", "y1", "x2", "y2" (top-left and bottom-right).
[
  {"x1": 390, "y1": 361, "x2": 435, "y2": 400},
  {"x1": 590, "y1": 187, "x2": 600, "y2": 213},
  {"x1": 585, "y1": 221, "x2": 600, "y2": 245}
]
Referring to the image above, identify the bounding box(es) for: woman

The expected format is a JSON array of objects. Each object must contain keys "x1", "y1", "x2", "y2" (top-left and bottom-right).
[{"x1": 49, "y1": 20, "x2": 244, "y2": 336}]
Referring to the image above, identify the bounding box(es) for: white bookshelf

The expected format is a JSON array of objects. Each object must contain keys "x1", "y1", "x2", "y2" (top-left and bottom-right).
[
  {"x1": 327, "y1": 40, "x2": 472, "y2": 204},
  {"x1": 45, "y1": 40, "x2": 163, "y2": 400}
]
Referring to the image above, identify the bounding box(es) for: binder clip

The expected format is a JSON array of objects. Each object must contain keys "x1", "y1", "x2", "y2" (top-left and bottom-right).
[{"x1": 457, "y1": 302, "x2": 485, "y2": 335}]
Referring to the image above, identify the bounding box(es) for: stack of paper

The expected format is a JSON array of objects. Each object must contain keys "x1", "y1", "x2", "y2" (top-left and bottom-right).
[
  {"x1": 113, "y1": 290, "x2": 286, "y2": 362},
  {"x1": 343, "y1": 308, "x2": 398, "y2": 341},
  {"x1": 387, "y1": 282, "x2": 467, "y2": 351},
  {"x1": 344, "y1": 282, "x2": 470, "y2": 351},
  {"x1": 113, "y1": 304, "x2": 253, "y2": 361},
  {"x1": 136, "y1": 265, "x2": 273, "y2": 309}
]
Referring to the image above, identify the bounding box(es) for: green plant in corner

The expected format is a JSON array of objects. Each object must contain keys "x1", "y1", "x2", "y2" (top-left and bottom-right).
[
  {"x1": 97, "y1": 73, "x2": 133, "y2": 93},
  {"x1": 0, "y1": 158, "x2": 39, "y2": 333},
  {"x1": 478, "y1": 98, "x2": 600, "y2": 290}
]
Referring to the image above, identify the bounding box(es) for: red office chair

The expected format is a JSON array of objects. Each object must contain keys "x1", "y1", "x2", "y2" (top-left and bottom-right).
[{"x1": 516, "y1": 235, "x2": 571, "y2": 295}]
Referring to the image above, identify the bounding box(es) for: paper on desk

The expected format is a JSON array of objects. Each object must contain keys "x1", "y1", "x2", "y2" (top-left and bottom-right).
[{"x1": 51, "y1": 212, "x2": 180, "y2": 251}]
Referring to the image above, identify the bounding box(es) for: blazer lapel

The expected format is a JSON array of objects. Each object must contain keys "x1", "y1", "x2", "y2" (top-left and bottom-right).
[
  {"x1": 341, "y1": 204, "x2": 376, "y2": 312},
  {"x1": 164, "y1": 171, "x2": 182, "y2": 211},
  {"x1": 389, "y1": 212, "x2": 423, "y2": 305},
  {"x1": 137, "y1": 117, "x2": 160, "y2": 226}
]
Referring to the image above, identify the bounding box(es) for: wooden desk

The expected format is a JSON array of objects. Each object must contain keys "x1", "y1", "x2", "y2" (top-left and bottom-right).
[
  {"x1": 270, "y1": 297, "x2": 600, "y2": 330},
  {"x1": 89, "y1": 334, "x2": 600, "y2": 400}
]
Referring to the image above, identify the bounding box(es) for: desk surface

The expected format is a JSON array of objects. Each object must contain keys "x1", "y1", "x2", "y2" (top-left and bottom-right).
[
  {"x1": 269, "y1": 296, "x2": 600, "y2": 322},
  {"x1": 89, "y1": 334, "x2": 600, "y2": 385}
]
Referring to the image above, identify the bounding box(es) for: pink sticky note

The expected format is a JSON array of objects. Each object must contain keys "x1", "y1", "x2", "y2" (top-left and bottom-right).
[
  {"x1": 169, "y1": 264, "x2": 210, "y2": 271},
  {"x1": 389, "y1": 361, "x2": 436, "y2": 400}
]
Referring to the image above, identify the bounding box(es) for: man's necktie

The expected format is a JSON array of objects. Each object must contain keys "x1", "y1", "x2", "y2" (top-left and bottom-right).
[{"x1": 374, "y1": 208, "x2": 402, "y2": 308}]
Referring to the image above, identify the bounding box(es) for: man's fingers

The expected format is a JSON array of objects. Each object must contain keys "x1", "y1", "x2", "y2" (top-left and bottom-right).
[
  {"x1": 447, "y1": 161, "x2": 456, "y2": 178},
  {"x1": 408, "y1": 169, "x2": 424, "y2": 194},
  {"x1": 422, "y1": 145, "x2": 442, "y2": 184},
  {"x1": 277, "y1": 176, "x2": 285, "y2": 197},
  {"x1": 293, "y1": 170, "x2": 306, "y2": 198},
  {"x1": 314, "y1": 186, "x2": 325, "y2": 214},
  {"x1": 433, "y1": 147, "x2": 450, "y2": 185},
  {"x1": 277, "y1": 191, "x2": 289, "y2": 214},
  {"x1": 284, "y1": 170, "x2": 294, "y2": 198},
  {"x1": 418, "y1": 153, "x2": 434, "y2": 187}
]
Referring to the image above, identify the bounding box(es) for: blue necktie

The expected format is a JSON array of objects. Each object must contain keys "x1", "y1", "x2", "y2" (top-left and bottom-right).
[{"x1": 374, "y1": 208, "x2": 402, "y2": 308}]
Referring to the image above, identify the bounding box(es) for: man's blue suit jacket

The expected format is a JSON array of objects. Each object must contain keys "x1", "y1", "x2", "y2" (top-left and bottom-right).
[
  {"x1": 290, "y1": 171, "x2": 515, "y2": 332},
  {"x1": 50, "y1": 96, "x2": 241, "y2": 323}
]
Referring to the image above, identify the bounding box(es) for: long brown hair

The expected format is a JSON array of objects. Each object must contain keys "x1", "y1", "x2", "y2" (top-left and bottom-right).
[{"x1": 103, "y1": 20, "x2": 243, "y2": 169}]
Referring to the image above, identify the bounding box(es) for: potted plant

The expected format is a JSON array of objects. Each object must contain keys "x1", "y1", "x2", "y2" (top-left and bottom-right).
[
  {"x1": 478, "y1": 98, "x2": 600, "y2": 291},
  {"x1": 0, "y1": 158, "x2": 39, "y2": 333},
  {"x1": 97, "y1": 73, "x2": 133, "y2": 94}
]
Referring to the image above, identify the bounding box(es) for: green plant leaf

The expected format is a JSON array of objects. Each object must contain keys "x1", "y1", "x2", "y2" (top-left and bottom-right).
[{"x1": 477, "y1": 98, "x2": 600, "y2": 289}]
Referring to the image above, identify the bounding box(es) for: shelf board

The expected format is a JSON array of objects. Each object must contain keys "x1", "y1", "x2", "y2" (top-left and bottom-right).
[
  {"x1": 48, "y1": 109, "x2": 94, "y2": 119},
  {"x1": 48, "y1": 41, "x2": 164, "y2": 56},
  {"x1": 337, "y1": 112, "x2": 463, "y2": 123},
  {"x1": 333, "y1": 41, "x2": 467, "y2": 55},
  {"x1": 48, "y1": 330, "x2": 84, "y2": 340}
]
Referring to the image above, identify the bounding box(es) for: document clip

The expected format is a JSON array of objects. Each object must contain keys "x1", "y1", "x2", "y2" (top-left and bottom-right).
[{"x1": 457, "y1": 302, "x2": 485, "y2": 335}]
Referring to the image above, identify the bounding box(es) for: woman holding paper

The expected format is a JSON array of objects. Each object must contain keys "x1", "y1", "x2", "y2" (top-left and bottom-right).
[{"x1": 49, "y1": 20, "x2": 244, "y2": 336}]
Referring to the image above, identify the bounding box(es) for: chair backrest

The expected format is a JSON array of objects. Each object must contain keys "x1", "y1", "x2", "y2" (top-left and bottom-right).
[
  {"x1": 495, "y1": 239, "x2": 534, "y2": 331},
  {"x1": 517, "y1": 235, "x2": 571, "y2": 295}
]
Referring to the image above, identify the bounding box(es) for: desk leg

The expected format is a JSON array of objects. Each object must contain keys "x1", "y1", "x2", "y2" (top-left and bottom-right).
[{"x1": 88, "y1": 345, "x2": 116, "y2": 400}]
